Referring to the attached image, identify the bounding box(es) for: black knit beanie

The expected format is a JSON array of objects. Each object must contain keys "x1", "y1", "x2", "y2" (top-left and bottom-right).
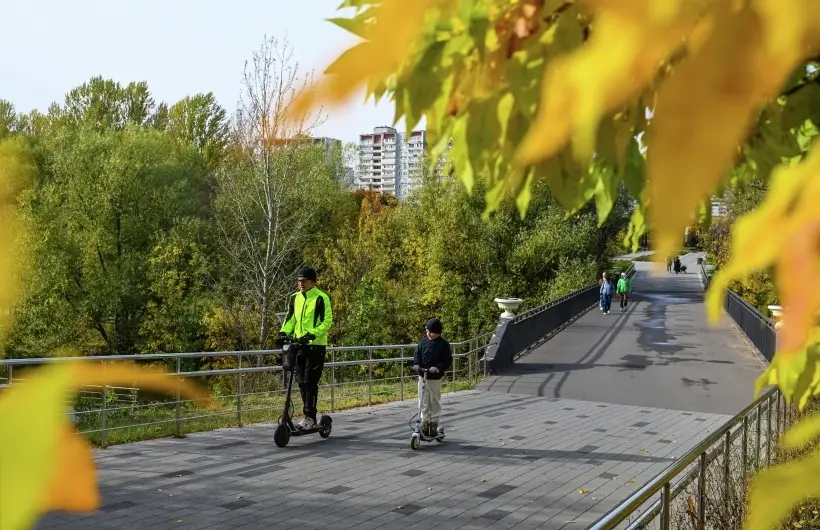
[
  {"x1": 425, "y1": 317, "x2": 443, "y2": 334},
  {"x1": 298, "y1": 267, "x2": 317, "y2": 282}
]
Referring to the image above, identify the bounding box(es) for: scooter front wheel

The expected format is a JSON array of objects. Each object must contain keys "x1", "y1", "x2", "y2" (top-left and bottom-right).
[
  {"x1": 274, "y1": 424, "x2": 290, "y2": 447},
  {"x1": 410, "y1": 434, "x2": 420, "y2": 450}
]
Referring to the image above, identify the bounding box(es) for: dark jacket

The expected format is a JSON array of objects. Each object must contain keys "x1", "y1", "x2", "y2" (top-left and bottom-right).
[{"x1": 413, "y1": 336, "x2": 453, "y2": 380}]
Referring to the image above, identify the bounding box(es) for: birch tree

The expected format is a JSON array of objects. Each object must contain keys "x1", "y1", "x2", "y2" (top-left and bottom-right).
[{"x1": 214, "y1": 36, "x2": 334, "y2": 350}]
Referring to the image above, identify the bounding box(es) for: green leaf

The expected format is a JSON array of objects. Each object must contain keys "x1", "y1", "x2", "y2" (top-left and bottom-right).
[
  {"x1": 399, "y1": 41, "x2": 448, "y2": 133},
  {"x1": 497, "y1": 93, "x2": 515, "y2": 151},
  {"x1": 451, "y1": 115, "x2": 475, "y2": 193},
  {"x1": 506, "y1": 51, "x2": 545, "y2": 119},
  {"x1": 468, "y1": 13, "x2": 491, "y2": 58},
  {"x1": 466, "y1": 96, "x2": 501, "y2": 179},
  {"x1": 782, "y1": 83, "x2": 820, "y2": 130},
  {"x1": 483, "y1": 178, "x2": 506, "y2": 219},
  {"x1": 592, "y1": 164, "x2": 618, "y2": 226},
  {"x1": 623, "y1": 138, "x2": 646, "y2": 199},
  {"x1": 625, "y1": 206, "x2": 648, "y2": 252},
  {"x1": 516, "y1": 169, "x2": 535, "y2": 219}
]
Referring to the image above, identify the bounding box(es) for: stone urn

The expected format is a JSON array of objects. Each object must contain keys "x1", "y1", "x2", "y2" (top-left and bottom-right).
[
  {"x1": 494, "y1": 297, "x2": 524, "y2": 319},
  {"x1": 768, "y1": 305, "x2": 784, "y2": 330}
]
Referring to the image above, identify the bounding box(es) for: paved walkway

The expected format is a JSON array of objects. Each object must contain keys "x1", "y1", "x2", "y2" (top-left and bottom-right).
[
  {"x1": 37, "y1": 254, "x2": 764, "y2": 530},
  {"x1": 480, "y1": 254, "x2": 764, "y2": 414}
]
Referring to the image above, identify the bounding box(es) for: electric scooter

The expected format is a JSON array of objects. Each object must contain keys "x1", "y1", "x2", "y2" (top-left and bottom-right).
[
  {"x1": 273, "y1": 336, "x2": 332, "y2": 448},
  {"x1": 409, "y1": 367, "x2": 445, "y2": 450}
]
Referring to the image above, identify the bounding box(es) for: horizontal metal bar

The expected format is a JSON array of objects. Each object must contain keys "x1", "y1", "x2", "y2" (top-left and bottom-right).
[
  {"x1": 589, "y1": 385, "x2": 778, "y2": 529},
  {"x1": 0, "y1": 337, "x2": 490, "y2": 368}
]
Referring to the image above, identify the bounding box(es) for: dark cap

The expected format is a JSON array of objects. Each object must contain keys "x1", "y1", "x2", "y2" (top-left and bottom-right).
[
  {"x1": 298, "y1": 267, "x2": 317, "y2": 282},
  {"x1": 425, "y1": 317, "x2": 443, "y2": 334}
]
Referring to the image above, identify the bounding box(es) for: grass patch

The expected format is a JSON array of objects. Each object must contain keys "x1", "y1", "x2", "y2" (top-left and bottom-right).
[{"x1": 610, "y1": 259, "x2": 633, "y2": 272}]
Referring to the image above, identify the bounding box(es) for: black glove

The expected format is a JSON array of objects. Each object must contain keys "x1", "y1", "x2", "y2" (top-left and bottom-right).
[
  {"x1": 275, "y1": 332, "x2": 288, "y2": 347},
  {"x1": 429, "y1": 367, "x2": 440, "y2": 376},
  {"x1": 304, "y1": 333, "x2": 316, "y2": 341}
]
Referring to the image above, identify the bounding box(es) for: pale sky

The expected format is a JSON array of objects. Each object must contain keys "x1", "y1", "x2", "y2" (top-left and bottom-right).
[{"x1": 0, "y1": 0, "x2": 419, "y2": 142}]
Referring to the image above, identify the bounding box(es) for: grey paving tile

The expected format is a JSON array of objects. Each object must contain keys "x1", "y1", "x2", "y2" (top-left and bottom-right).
[{"x1": 37, "y1": 260, "x2": 761, "y2": 530}]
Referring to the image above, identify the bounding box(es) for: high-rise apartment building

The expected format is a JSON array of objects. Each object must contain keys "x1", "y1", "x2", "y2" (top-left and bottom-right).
[
  {"x1": 358, "y1": 126, "x2": 401, "y2": 195},
  {"x1": 398, "y1": 130, "x2": 428, "y2": 200}
]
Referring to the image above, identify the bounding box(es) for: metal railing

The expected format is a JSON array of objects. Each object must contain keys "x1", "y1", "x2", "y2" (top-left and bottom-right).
[
  {"x1": 0, "y1": 333, "x2": 492, "y2": 447},
  {"x1": 589, "y1": 385, "x2": 793, "y2": 530},
  {"x1": 701, "y1": 262, "x2": 776, "y2": 361},
  {"x1": 486, "y1": 263, "x2": 636, "y2": 373},
  {"x1": 592, "y1": 262, "x2": 785, "y2": 529}
]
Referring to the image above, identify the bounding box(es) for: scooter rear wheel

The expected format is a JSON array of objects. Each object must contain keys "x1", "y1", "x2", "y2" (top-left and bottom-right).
[
  {"x1": 319, "y1": 417, "x2": 332, "y2": 439},
  {"x1": 274, "y1": 424, "x2": 290, "y2": 447}
]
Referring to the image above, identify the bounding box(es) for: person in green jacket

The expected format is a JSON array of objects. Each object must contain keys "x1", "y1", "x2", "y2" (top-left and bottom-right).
[
  {"x1": 616, "y1": 272, "x2": 631, "y2": 312},
  {"x1": 277, "y1": 267, "x2": 333, "y2": 430}
]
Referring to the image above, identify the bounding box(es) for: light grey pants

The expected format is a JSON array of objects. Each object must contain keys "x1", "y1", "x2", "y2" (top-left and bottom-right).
[{"x1": 419, "y1": 377, "x2": 442, "y2": 423}]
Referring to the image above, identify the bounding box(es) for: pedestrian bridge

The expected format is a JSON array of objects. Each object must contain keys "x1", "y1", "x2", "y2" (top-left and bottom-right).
[{"x1": 19, "y1": 253, "x2": 777, "y2": 529}]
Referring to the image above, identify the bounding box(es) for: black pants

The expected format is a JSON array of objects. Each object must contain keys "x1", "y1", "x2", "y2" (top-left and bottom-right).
[
  {"x1": 296, "y1": 345, "x2": 326, "y2": 421},
  {"x1": 620, "y1": 293, "x2": 628, "y2": 309}
]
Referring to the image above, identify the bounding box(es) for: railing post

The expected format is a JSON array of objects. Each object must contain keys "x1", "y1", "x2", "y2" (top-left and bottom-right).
[
  {"x1": 776, "y1": 391, "x2": 782, "y2": 436},
  {"x1": 451, "y1": 356, "x2": 456, "y2": 393},
  {"x1": 766, "y1": 394, "x2": 772, "y2": 466},
  {"x1": 8, "y1": 365, "x2": 12, "y2": 385},
  {"x1": 742, "y1": 415, "x2": 748, "y2": 488},
  {"x1": 175, "y1": 357, "x2": 182, "y2": 437},
  {"x1": 330, "y1": 350, "x2": 335, "y2": 413},
  {"x1": 101, "y1": 360, "x2": 109, "y2": 448},
  {"x1": 237, "y1": 354, "x2": 243, "y2": 428},
  {"x1": 723, "y1": 430, "x2": 731, "y2": 512},
  {"x1": 469, "y1": 348, "x2": 473, "y2": 387},
  {"x1": 660, "y1": 482, "x2": 671, "y2": 530},
  {"x1": 698, "y1": 452, "x2": 706, "y2": 530},
  {"x1": 400, "y1": 360, "x2": 404, "y2": 401},
  {"x1": 755, "y1": 403, "x2": 761, "y2": 470},
  {"x1": 368, "y1": 349, "x2": 373, "y2": 406}
]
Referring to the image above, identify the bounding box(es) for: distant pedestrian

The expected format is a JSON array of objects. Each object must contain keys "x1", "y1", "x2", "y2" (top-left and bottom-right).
[
  {"x1": 674, "y1": 256, "x2": 682, "y2": 274},
  {"x1": 666, "y1": 255, "x2": 673, "y2": 273},
  {"x1": 600, "y1": 272, "x2": 614, "y2": 314},
  {"x1": 616, "y1": 272, "x2": 631, "y2": 312}
]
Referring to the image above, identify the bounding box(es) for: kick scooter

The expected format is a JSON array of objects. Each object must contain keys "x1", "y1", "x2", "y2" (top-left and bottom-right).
[
  {"x1": 409, "y1": 367, "x2": 445, "y2": 450},
  {"x1": 273, "y1": 337, "x2": 332, "y2": 448}
]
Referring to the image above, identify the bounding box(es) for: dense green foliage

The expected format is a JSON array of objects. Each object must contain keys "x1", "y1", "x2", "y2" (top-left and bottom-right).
[{"x1": 0, "y1": 46, "x2": 631, "y2": 358}]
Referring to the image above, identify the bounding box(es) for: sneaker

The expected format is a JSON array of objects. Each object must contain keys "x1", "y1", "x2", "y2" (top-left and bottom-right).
[
  {"x1": 421, "y1": 421, "x2": 430, "y2": 436},
  {"x1": 298, "y1": 417, "x2": 316, "y2": 430}
]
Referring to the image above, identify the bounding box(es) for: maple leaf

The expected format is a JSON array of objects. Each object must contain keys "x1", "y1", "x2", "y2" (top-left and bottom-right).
[{"x1": 0, "y1": 362, "x2": 209, "y2": 530}]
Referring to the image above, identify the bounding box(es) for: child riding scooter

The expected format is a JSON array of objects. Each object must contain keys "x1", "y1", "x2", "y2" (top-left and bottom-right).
[{"x1": 411, "y1": 318, "x2": 453, "y2": 440}]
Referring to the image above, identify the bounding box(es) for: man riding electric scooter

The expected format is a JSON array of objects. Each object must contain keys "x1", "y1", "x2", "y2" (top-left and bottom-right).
[{"x1": 276, "y1": 267, "x2": 333, "y2": 430}]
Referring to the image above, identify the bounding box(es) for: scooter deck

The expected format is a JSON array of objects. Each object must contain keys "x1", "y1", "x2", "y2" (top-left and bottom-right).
[{"x1": 287, "y1": 426, "x2": 324, "y2": 436}]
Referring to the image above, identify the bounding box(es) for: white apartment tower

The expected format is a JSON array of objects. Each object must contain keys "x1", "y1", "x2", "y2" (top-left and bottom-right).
[
  {"x1": 398, "y1": 130, "x2": 428, "y2": 200},
  {"x1": 358, "y1": 126, "x2": 401, "y2": 195}
]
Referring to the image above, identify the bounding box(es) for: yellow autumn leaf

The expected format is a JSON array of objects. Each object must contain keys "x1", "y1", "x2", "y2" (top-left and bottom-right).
[
  {"x1": 706, "y1": 137, "x2": 820, "y2": 406},
  {"x1": 41, "y1": 423, "x2": 99, "y2": 512},
  {"x1": 515, "y1": 0, "x2": 702, "y2": 167},
  {"x1": 293, "y1": 0, "x2": 449, "y2": 120},
  {"x1": 0, "y1": 362, "x2": 209, "y2": 530},
  {"x1": 781, "y1": 410, "x2": 820, "y2": 450},
  {"x1": 745, "y1": 449, "x2": 820, "y2": 530},
  {"x1": 648, "y1": 5, "x2": 769, "y2": 260}
]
